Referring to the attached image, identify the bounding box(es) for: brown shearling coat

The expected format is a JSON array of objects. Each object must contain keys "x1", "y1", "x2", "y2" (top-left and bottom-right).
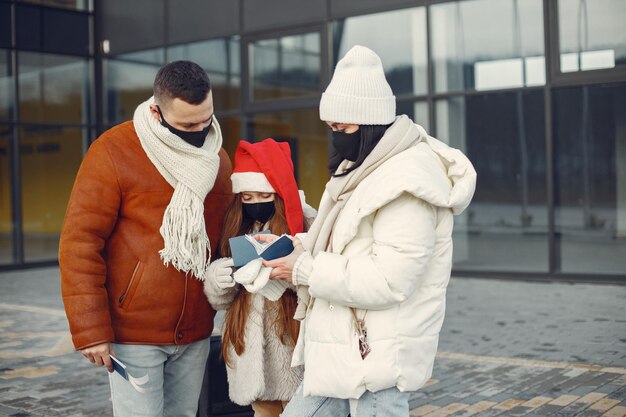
[{"x1": 59, "y1": 121, "x2": 233, "y2": 350}]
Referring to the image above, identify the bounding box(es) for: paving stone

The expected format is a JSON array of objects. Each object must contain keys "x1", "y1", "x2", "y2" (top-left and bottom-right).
[
  {"x1": 553, "y1": 392, "x2": 610, "y2": 416},
  {"x1": 2, "y1": 269, "x2": 625, "y2": 416},
  {"x1": 411, "y1": 404, "x2": 441, "y2": 416},
  {"x1": 426, "y1": 403, "x2": 469, "y2": 417},
  {"x1": 601, "y1": 406, "x2": 626, "y2": 417},
  {"x1": 449, "y1": 400, "x2": 498, "y2": 417}
]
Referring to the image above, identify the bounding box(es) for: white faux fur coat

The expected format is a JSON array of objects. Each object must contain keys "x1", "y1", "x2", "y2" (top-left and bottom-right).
[
  {"x1": 204, "y1": 282, "x2": 303, "y2": 406},
  {"x1": 203, "y1": 205, "x2": 315, "y2": 406}
]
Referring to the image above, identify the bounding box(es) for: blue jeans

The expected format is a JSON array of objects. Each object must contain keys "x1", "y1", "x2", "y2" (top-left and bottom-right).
[
  {"x1": 108, "y1": 338, "x2": 210, "y2": 417},
  {"x1": 282, "y1": 382, "x2": 411, "y2": 417}
]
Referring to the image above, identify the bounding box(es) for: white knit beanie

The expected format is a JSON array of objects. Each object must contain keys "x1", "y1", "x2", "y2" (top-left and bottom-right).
[{"x1": 320, "y1": 45, "x2": 396, "y2": 125}]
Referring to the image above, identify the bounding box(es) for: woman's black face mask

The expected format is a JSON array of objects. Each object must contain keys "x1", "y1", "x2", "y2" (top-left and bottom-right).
[
  {"x1": 157, "y1": 106, "x2": 212, "y2": 147},
  {"x1": 242, "y1": 201, "x2": 275, "y2": 224},
  {"x1": 330, "y1": 129, "x2": 360, "y2": 162}
]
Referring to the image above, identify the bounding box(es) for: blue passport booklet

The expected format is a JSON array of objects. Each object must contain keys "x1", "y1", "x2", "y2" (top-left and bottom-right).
[
  {"x1": 110, "y1": 355, "x2": 150, "y2": 393},
  {"x1": 110, "y1": 354, "x2": 128, "y2": 379},
  {"x1": 229, "y1": 231, "x2": 294, "y2": 267}
]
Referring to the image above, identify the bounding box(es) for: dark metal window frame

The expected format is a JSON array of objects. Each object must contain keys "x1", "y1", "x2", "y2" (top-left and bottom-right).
[
  {"x1": 242, "y1": 24, "x2": 329, "y2": 114},
  {"x1": 1, "y1": 0, "x2": 95, "y2": 269},
  {"x1": 3, "y1": 0, "x2": 626, "y2": 283}
]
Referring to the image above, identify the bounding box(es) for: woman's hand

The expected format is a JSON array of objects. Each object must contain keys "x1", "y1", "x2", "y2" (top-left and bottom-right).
[{"x1": 263, "y1": 237, "x2": 304, "y2": 281}]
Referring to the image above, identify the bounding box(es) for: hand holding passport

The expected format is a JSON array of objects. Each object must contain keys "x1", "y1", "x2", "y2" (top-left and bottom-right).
[{"x1": 229, "y1": 230, "x2": 294, "y2": 268}]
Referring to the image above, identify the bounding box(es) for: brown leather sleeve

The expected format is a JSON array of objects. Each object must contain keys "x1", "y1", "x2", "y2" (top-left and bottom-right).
[{"x1": 59, "y1": 139, "x2": 119, "y2": 350}]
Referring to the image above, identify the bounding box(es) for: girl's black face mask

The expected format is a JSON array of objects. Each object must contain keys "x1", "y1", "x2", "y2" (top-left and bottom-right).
[
  {"x1": 330, "y1": 129, "x2": 360, "y2": 162},
  {"x1": 242, "y1": 201, "x2": 275, "y2": 224},
  {"x1": 157, "y1": 106, "x2": 212, "y2": 147}
]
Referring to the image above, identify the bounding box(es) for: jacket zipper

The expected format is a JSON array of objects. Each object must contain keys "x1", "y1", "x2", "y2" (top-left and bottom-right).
[{"x1": 119, "y1": 261, "x2": 141, "y2": 305}]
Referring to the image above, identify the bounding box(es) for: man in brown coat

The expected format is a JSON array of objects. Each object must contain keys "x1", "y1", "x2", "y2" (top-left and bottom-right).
[{"x1": 59, "y1": 61, "x2": 233, "y2": 416}]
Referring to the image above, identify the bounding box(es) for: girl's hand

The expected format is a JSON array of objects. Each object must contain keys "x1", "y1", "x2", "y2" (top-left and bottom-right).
[
  {"x1": 263, "y1": 238, "x2": 304, "y2": 282},
  {"x1": 253, "y1": 233, "x2": 279, "y2": 243}
]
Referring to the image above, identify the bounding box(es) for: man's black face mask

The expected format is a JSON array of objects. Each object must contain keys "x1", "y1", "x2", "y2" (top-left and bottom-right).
[{"x1": 157, "y1": 106, "x2": 212, "y2": 147}]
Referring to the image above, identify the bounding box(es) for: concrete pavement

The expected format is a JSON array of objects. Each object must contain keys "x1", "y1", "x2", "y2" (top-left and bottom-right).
[{"x1": 0, "y1": 267, "x2": 624, "y2": 416}]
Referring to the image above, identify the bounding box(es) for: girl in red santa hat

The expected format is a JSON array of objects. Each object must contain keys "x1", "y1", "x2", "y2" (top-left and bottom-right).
[{"x1": 203, "y1": 138, "x2": 315, "y2": 417}]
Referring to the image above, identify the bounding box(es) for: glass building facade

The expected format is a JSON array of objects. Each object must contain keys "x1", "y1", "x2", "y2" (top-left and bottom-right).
[{"x1": 1, "y1": 0, "x2": 625, "y2": 282}]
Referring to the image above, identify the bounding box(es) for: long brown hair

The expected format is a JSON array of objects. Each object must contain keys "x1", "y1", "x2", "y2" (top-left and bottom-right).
[{"x1": 220, "y1": 194, "x2": 300, "y2": 366}]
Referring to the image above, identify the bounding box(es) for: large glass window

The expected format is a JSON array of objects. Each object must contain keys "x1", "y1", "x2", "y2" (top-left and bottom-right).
[
  {"x1": 437, "y1": 91, "x2": 548, "y2": 272},
  {"x1": 16, "y1": 0, "x2": 92, "y2": 12},
  {"x1": 20, "y1": 125, "x2": 84, "y2": 262},
  {"x1": 251, "y1": 33, "x2": 321, "y2": 101},
  {"x1": 217, "y1": 115, "x2": 242, "y2": 160},
  {"x1": 18, "y1": 52, "x2": 91, "y2": 124},
  {"x1": 554, "y1": 84, "x2": 626, "y2": 274},
  {"x1": 333, "y1": 7, "x2": 427, "y2": 97},
  {"x1": 0, "y1": 50, "x2": 13, "y2": 123},
  {"x1": 558, "y1": 0, "x2": 626, "y2": 73},
  {"x1": 169, "y1": 37, "x2": 241, "y2": 112},
  {"x1": 0, "y1": 125, "x2": 11, "y2": 265},
  {"x1": 249, "y1": 110, "x2": 328, "y2": 208},
  {"x1": 105, "y1": 49, "x2": 164, "y2": 125},
  {"x1": 397, "y1": 100, "x2": 429, "y2": 132},
  {"x1": 16, "y1": 4, "x2": 90, "y2": 55},
  {"x1": 430, "y1": 0, "x2": 545, "y2": 93},
  {"x1": 0, "y1": 3, "x2": 10, "y2": 49}
]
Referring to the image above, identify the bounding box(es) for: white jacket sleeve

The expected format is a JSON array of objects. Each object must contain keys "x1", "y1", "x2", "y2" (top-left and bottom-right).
[{"x1": 307, "y1": 193, "x2": 437, "y2": 310}]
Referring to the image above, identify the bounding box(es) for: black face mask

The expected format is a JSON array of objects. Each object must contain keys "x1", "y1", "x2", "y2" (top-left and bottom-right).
[
  {"x1": 242, "y1": 201, "x2": 276, "y2": 224},
  {"x1": 157, "y1": 106, "x2": 212, "y2": 148},
  {"x1": 331, "y1": 129, "x2": 360, "y2": 162}
]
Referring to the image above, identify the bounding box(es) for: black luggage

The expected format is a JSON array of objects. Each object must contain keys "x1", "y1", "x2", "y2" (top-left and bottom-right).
[{"x1": 197, "y1": 335, "x2": 253, "y2": 417}]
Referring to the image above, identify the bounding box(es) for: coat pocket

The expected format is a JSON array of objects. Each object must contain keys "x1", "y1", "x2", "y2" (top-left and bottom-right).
[{"x1": 118, "y1": 261, "x2": 144, "y2": 309}]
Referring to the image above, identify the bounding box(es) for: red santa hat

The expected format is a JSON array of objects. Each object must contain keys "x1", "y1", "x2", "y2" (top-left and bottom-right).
[{"x1": 231, "y1": 139, "x2": 304, "y2": 234}]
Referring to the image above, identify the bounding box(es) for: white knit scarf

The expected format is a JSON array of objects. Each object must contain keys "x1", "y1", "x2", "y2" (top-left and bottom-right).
[
  {"x1": 292, "y1": 116, "x2": 421, "y2": 321},
  {"x1": 303, "y1": 115, "x2": 421, "y2": 256},
  {"x1": 133, "y1": 97, "x2": 223, "y2": 279}
]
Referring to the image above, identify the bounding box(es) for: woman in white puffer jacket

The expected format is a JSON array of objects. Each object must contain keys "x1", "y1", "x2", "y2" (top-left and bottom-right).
[{"x1": 261, "y1": 45, "x2": 477, "y2": 417}]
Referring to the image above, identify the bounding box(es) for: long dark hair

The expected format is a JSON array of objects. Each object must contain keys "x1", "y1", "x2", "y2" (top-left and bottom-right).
[
  {"x1": 218, "y1": 194, "x2": 299, "y2": 367},
  {"x1": 328, "y1": 124, "x2": 392, "y2": 177}
]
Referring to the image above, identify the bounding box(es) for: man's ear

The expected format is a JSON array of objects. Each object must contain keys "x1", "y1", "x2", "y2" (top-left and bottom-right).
[{"x1": 149, "y1": 104, "x2": 161, "y2": 122}]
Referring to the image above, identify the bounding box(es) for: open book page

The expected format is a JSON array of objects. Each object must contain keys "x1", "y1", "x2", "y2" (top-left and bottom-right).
[
  {"x1": 229, "y1": 232, "x2": 294, "y2": 267},
  {"x1": 244, "y1": 233, "x2": 289, "y2": 255}
]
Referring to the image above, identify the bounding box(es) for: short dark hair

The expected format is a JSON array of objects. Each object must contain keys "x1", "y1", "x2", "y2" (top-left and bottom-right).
[{"x1": 153, "y1": 61, "x2": 211, "y2": 107}]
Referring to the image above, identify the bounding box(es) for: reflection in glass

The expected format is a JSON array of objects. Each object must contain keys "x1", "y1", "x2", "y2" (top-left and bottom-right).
[
  {"x1": 437, "y1": 91, "x2": 547, "y2": 272},
  {"x1": 554, "y1": 84, "x2": 626, "y2": 274},
  {"x1": 558, "y1": 0, "x2": 626, "y2": 72},
  {"x1": 169, "y1": 37, "x2": 241, "y2": 111},
  {"x1": 333, "y1": 8, "x2": 427, "y2": 96},
  {"x1": 105, "y1": 49, "x2": 164, "y2": 125},
  {"x1": 396, "y1": 101, "x2": 429, "y2": 132},
  {"x1": 217, "y1": 115, "x2": 241, "y2": 161},
  {"x1": 0, "y1": 3, "x2": 10, "y2": 48},
  {"x1": 0, "y1": 125, "x2": 12, "y2": 264},
  {"x1": 430, "y1": 0, "x2": 545, "y2": 93},
  {"x1": 0, "y1": 50, "x2": 13, "y2": 123},
  {"x1": 251, "y1": 33, "x2": 321, "y2": 101},
  {"x1": 20, "y1": 125, "x2": 84, "y2": 262},
  {"x1": 250, "y1": 110, "x2": 327, "y2": 208},
  {"x1": 18, "y1": 52, "x2": 91, "y2": 124}
]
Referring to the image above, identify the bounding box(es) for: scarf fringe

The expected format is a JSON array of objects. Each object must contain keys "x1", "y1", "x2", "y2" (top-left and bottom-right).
[
  {"x1": 133, "y1": 97, "x2": 223, "y2": 281},
  {"x1": 158, "y1": 179, "x2": 211, "y2": 279}
]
